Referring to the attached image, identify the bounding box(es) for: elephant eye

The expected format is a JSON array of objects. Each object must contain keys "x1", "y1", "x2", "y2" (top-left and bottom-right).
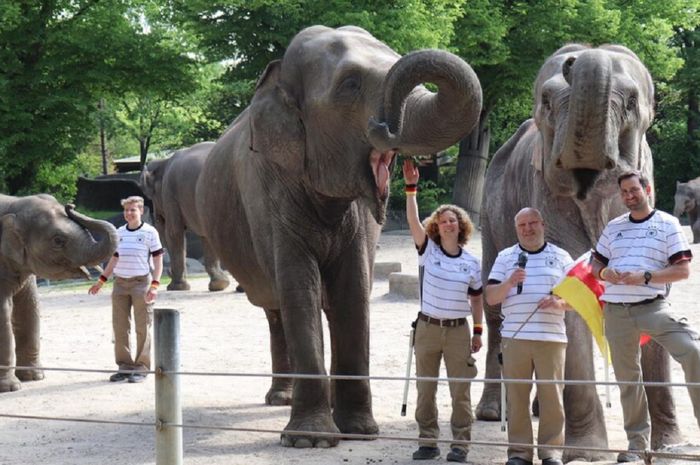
[
  {"x1": 542, "y1": 95, "x2": 552, "y2": 111},
  {"x1": 335, "y1": 74, "x2": 362, "y2": 100},
  {"x1": 626, "y1": 95, "x2": 637, "y2": 111},
  {"x1": 51, "y1": 234, "x2": 67, "y2": 249}
]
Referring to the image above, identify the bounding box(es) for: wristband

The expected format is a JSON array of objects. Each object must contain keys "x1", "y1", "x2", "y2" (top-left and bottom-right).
[
  {"x1": 473, "y1": 324, "x2": 483, "y2": 336},
  {"x1": 405, "y1": 184, "x2": 418, "y2": 195},
  {"x1": 405, "y1": 184, "x2": 417, "y2": 189},
  {"x1": 598, "y1": 267, "x2": 607, "y2": 281},
  {"x1": 98, "y1": 275, "x2": 108, "y2": 284},
  {"x1": 150, "y1": 280, "x2": 160, "y2": 290}
]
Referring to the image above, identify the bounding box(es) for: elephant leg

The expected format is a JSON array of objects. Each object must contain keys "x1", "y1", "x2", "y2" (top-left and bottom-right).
[
  {"x1": 202, "y1": 238, "x2": 230, "y2": 292},
  {"x1": 12, "y1": 278, "x2": 43, "y2": 382},
  {"x1": 642, "y1": 340, "x2": 682, "y2": 448},
  {"x1": 475, "y1": 303, "x2": 504, "y2": 421},
  {"x1": 263, "y1": 308, "x2": 292, "y2": 405},
  {"x1": 691, "y1": 217, "x2": 700, "y2": 244},
  {"x1": 277, "y1": 258, "x2": 338, "y2": 448},
  {"x1": 561, "y1": 312, "x2": 610, "y2": 462},
  {"x1": 165, "y1": 226, "x2": 190, "y2": 291},
  {"x1": 0, "y1": 296, "x2": 21, "y2": 392},
  {"x1": 323, "y1": 255, "x2": 378, "y2": 437}
]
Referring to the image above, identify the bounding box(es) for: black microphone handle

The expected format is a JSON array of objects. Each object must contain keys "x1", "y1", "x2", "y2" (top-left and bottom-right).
[{"x1": 516, "y1": 282, "x2": 523, "y2": 294}]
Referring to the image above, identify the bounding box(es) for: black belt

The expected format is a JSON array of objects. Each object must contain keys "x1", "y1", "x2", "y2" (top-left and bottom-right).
[
  {"x1": 418, "y1": 312, "x2": 467, "y2": 328},
  {"x1": 612, "y1": 295, "x2": 664, "y2": 307}
]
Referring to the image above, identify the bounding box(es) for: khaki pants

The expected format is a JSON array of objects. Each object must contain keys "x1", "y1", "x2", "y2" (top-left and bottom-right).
[
  {"x1": 501, "y1": 338, "x2": 566, "y2": 461},
  {"x1": 605, "y1": 299, "x2": 700, "y2": 451},
  {"x1": 112, "y1": 275, "x2": 153, "y2": 372},
  {"x1": 414, "y1": 319, "x2": 473, "y2": 452}
]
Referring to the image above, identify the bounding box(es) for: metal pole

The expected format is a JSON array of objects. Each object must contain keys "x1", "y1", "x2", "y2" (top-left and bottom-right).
[
  {"x1": 155, "y1": 308, "x2": 182, "y2": 465},
  {"x1": 401, "y1": 327, "x2": 415, "y2": 416}
]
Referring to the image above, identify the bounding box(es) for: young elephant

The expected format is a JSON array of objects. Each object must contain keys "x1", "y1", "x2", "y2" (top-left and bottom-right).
[
  {"x1": 197, "y1": 25, "x2": 482, "y2": 447},
  {"x1": 0, "y1": 194, "x2": 118, "y2": 392},
  {"x1": 673, "y1": 177, "x2": 700, "y2": 243},
  {"x1": 140, "y1": 142, "x2": 231, "y2": 292}
]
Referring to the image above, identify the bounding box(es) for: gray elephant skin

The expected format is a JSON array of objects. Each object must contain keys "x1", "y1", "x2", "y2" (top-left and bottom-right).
[
  {"x1": 196, "y1": 25, "x2": 482, "y2": 447},
  {"x1": 674, "y1": 177, "x2": 700, "y2": 243},
  {"x1": 479, "y1": 44, "x2": 681, "y2": 461},
  {"x1": 140, "y1": 142, "x2": 230, "y2": 292},
  {"x1": 0, "y1": 194, "x2": 118, "y2": 393}
]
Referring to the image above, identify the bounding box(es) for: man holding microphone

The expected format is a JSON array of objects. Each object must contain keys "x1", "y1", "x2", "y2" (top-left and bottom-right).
[{"x1": 486, "y1": 207, "x2": 572, "y2": 465}]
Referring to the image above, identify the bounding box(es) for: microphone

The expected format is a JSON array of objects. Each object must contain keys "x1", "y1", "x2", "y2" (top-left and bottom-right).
[{"x1": 516, "y1": 251, "x2": 528, "y2": 295}]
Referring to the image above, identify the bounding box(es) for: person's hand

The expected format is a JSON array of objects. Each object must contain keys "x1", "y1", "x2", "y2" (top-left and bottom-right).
[
  {"x1": 402, "y1": 159, "x2": 419, "y2": 185},
  {"x1": 619, "y1": 271, "x2": 645, "y2": 286},
  {"x1": 145, "y1": 287, "x2": 158, "y2": 304},
  {"x1": 602, "y1": 267, "x2": 624, "y2": 284},
  {"x1": 471, "y1": 335, "x2": 482, "y2": 353},
  {"x1": 538, "y1": 294, "x2": 567, "y2": 311},
  {"x1": 88, "y1": 283, "x2": 102, "y2": 295},
  {"x1": 508, "y1": 268, "x2": 526, "y2": 289}
]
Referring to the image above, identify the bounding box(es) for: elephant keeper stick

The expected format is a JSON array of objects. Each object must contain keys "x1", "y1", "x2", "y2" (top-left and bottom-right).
[{"x1": 401, "y1": 319, "x2": 418, "y2": 416}]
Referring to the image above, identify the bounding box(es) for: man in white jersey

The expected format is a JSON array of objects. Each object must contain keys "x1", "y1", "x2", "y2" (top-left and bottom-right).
[
  {"x1": 403, "y1": 160, "x2": 483, "y2": 463},
  {"x1": 592, "y1": 170, "x2": 698, "y2": 463},
  {"x1": 89, "y1": 196, "x2": 164, "y2": 383},
  {"x1": 486, "y1": 208, "x2": 572, "y2": 465}
]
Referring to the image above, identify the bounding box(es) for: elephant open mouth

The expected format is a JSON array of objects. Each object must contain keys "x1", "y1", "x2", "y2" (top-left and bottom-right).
[
  {"x1": 572, "y1": 168, "x2": 602, "y2": 200},
  {"x1": 370, "y1": 148, "x2": 397, "y2": 200}
]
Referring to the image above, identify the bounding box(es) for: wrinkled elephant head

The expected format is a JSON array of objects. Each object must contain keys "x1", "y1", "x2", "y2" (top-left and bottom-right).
[
  {"x1": 139, "y1": 158, "x2": 169, "y2": 206},
  {"x1": 532, "y1": 44, "x2": 654, "y2": 201},
  {"x1": 673, "y1": 181, "x2": 697, "y2": 217},
  {"x1": 248, "y1": 25, "x2": 482, "y2": 223},
  {"x1": 0, "y1": 195, "x2": 118, "y2": 280}
]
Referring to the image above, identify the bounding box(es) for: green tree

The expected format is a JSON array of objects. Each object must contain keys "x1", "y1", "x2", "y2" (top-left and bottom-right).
[{"x1": 0, "y1": 0, "x2": 200, "y2": 195}]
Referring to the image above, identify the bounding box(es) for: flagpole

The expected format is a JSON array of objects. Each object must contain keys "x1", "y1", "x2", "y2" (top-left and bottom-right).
[{"x1": 603, "y1": 323, "x2": 611, "y2": 408}]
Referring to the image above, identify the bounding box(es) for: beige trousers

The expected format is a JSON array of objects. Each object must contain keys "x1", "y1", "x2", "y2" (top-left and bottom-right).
[
  {"x1": 501, "y1": 338, "x2": 566, "y2": 461},
  {"x1": 414, "y1": 319, "x2": 473, "y2": 452},
  {"x1": 112, "y1": 275, "x2": 152, "y2": 372},
  {"x1": 605, "y1": 299, "x2": 700, "y2": 451}
]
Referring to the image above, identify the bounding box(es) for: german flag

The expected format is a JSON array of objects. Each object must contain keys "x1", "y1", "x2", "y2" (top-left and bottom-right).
[{"x1": 552, "y1": 251, "x2": 610, "y2": 361}]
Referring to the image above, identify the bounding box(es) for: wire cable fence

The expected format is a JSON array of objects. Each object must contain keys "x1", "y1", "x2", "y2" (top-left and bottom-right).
[{"x1": 2, "y1": 307, "x2": 699, "y2": 464}]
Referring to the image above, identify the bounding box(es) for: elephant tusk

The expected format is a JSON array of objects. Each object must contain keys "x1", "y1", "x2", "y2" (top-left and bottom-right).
[{"x1": 79, "y1": 266, "x2": 91, "y2": 279}]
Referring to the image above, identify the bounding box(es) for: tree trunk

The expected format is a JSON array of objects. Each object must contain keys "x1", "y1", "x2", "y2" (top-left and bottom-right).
[
  {"x1": 99, "y1": 98, "x2": 108, "y2": 175},
  {"x1": 453, "y1": 112, "x2": 489, "y2": 226}
]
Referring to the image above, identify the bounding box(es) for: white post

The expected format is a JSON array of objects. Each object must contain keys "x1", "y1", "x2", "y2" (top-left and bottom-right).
[{"x1": 155, "y1": 308, "x2": 182, "y2": 465}]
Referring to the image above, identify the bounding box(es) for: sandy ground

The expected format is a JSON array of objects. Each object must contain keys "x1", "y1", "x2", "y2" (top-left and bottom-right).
[{"x1": 1, "y1": 228, "x2": 699, "y2": 465}]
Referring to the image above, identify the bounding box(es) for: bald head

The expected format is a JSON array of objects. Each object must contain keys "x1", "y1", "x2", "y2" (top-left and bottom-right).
[{"x1": 515, "y1": 207, "x2": 546, "y2": 251}]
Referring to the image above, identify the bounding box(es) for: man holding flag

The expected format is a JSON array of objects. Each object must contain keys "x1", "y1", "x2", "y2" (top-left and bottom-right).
[
  {"x1": 592, "y1": 170, "x2": 698, "y2": 463},
  {"x1": 486, "y1": 207, "x2": 573, "y2": 465}
]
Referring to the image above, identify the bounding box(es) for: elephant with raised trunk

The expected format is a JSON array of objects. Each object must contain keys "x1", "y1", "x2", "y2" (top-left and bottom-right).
[
  {"x1": 1, "y1": 194, "x2": 118, "y2": 392},
  {"x1": 197, "y1": 25, "x2": 482, "y2": 447},
  {"x1": 478, "y1": 44, "x2": 681, "y2": 461},
  {"x1": 140, "y1": 142, "x2": 231, "y2": 292},
  {"x1": 673, "y1": 177, "x2": 700, "y2": 243}
]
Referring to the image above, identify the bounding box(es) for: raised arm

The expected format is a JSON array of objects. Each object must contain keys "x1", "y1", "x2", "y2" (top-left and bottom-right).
[{"x1": 403, "y1": 159, "x2": 426, "y2": 248}]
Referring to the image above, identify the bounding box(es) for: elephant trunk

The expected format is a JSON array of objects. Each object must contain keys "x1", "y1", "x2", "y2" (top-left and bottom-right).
[
  {"x1": 65, "y1": 205, "x2": 119, "y2": 266},
  {"x1": 558, "y1": 50, "x2": 617, "y2": 172},
  {"x1": 368, "y1": 50, "x2": 482, "y2": 155}
]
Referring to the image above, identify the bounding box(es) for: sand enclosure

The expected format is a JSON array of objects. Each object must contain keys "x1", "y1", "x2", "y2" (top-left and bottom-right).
[{"x1": 1, "y1": 228, "x2": 699, "y2": 464}]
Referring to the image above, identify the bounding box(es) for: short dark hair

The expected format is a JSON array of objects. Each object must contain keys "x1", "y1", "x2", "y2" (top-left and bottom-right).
[{"x1": 617, "y1": 170, "x2": 650, "y2": 188}]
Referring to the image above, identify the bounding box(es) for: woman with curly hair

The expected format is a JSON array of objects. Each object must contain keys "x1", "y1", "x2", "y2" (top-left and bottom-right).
[{"x1": 403, "y1": 159, "x2": 483, "y2": 463}]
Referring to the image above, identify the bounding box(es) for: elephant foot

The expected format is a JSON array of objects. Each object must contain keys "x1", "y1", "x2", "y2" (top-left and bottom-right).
[
  {"x1": 208, "y1": 278, "x2": 230, "y2": 292},
  {"x1": 280, "y1": 412, "x2": 340, "y2": 448},
  {"x1": 167, "y1": 280, "x2": 191, "y2": 291},
  {"x1": 651, "y1": 425, "x2": 683, "y2": 450},
  {"x1": 562, "y1": 430, "x2": 613, "y2": 462},
  {"x1": 0, "y1": 374, "x2": 22, "y2": 393},
  {"x1": 476, "y1": 386, "x2": 502, "y2": 421},
  {"x1": 333, "y1": 409, "x2": 379, "y2": 438},
  {"x1": 15, "y1": 367, "x2": 44, "y2": 382},
  {"x1": 265, "y1": 385, "x2": 292, "y2": 406}
]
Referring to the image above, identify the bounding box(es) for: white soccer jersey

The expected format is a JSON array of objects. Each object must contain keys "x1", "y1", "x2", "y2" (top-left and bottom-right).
[
  {"x1": 417, "y1": 238, "x2": 483, "y2": 319},
  {"x1": 113, "y1": 222, "x2": 164, "y2": 278},
  {"x1": 594, "y1": 209, "x2": 692, "y2": 303},
  {"x1": 489, "y1": 242, "x2": 573, "y2": 343}
]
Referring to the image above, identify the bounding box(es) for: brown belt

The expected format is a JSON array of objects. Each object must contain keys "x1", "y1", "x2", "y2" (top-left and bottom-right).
[{"x1": 418, "y1": 312, "x2": 467, "y2": 328}]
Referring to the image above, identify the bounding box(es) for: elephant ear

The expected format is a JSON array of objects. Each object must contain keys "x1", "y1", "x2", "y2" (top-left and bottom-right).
[
  {"x1": 249, "y1": 60, "x2": 305, "y2": 175},
  {"x1": 0, "y1": 214, "x2": 26, "y2": 267}
]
